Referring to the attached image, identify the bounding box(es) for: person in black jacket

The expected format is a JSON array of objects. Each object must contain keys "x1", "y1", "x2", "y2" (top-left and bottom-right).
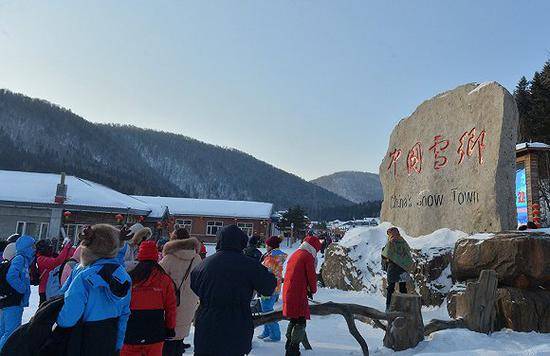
[
  {"x1": 191, "y1": 225, "x2": 276, "y2": 356},
  {"x1": 243, "y1": 236, "x2": 262, "y2": 262}
]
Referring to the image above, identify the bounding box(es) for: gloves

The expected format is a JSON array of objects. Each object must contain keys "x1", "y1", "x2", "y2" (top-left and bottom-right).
[
  {"x1": 165, "y1": 328, "x2": 176, "y2": 339},
  {"x1": 63, "y1": 237, "x2": 72, "y2": 246}
]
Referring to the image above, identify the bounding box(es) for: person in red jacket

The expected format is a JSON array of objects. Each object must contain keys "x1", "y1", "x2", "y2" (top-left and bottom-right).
[
  {"x1": 36, "y1": 238, "x2": 74, "y2": 305},
  {"x1": 121, "y1": 240, "x2": 177, "y2": 356},
  {"x1": 282, "y1": 235, "x2": 322, "y2": 356}
]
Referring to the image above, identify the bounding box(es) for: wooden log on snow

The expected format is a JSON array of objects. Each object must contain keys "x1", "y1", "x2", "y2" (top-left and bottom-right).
[
  {"x1": 253, "y1": 302, "x2": 402, "y2": 356},
  {"x1": 383, "y1": 294, "x2": 424, "y2": 351},
  {"x1": 424, "y1": 318, "x2": 465, "y2": 336},
  {"x1": 455, "y1": 269, "x2": 498, "y2": 334}
]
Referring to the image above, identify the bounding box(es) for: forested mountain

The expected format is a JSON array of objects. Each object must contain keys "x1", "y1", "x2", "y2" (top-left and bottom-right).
[
  {"x1": 311, "y1": 171, "x2": 383, "y2": 203},
  {"x1": 0, "y1": 89, "x2": 354, "y2": 217}
]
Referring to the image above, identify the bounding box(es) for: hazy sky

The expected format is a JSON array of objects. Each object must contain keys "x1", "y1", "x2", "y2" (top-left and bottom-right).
[{"x1": 1, "y1": 1, "x2": 549, "y2": 180}]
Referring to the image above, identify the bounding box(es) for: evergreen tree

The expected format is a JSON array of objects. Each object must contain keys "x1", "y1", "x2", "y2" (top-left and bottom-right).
[
  {"x1": 277, "y1": 206, "x2": 308, "y2": 239},
  {"x1": 529, "y1": 61, "x2": 550, "y2": 143},
  {"x1": 514, "y1": 76, "x2": 532, "y2": 142}
]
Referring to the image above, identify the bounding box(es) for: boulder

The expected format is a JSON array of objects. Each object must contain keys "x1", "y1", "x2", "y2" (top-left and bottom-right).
[
  {"x1": 321, "y1": 227, "x2": 454, "y2": 306},
  {"x1": 320, "y1": 244, "x2": 366, "y2": 291},
  {"x1": 379, "y1": 82, "x2": 518, "y2": 236},
  {"x1": 452, "y1": 232, "x2": 550, "y2": 289},
  {"x1": 496, "y1": 287, "x2": 550, "y2": 333}
]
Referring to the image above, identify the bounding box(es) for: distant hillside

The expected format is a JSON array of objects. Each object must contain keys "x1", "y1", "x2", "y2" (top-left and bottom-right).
[
  {"x1": 0, "y1": 89, "x2": 353, "y2": 216},
  {"x1": 311, "y1": 171, "x2": 383, "y2": 203}
]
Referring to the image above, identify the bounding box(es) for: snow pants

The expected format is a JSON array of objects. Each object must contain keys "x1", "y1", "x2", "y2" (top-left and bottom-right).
[
  {"x1": 285, "y1": 317, "x2": 306, "y2": 356},
  {"x1": 0, "y1": 306, "x2": 23, "y2": 351},
  {"x1": 162, "y1": 339, "x2": 184, "y2": 356},
  {"x1": 121, "y1": 342, "x2": 164, "y2": 356},
  {"x1": 260, "y1": 294, "x2": 281, "y2": 341}
]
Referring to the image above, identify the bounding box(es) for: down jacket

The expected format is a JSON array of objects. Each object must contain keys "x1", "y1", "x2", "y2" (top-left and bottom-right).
[
  {"x1": 190, "y1": 225, "x2": 276, "y2": 356},
  {"x1": 159, "y1": 238, "x2": 201, "y2": 340},
  {"x1": 282, "y1": 238, "x2": 320, "y2": 319}
]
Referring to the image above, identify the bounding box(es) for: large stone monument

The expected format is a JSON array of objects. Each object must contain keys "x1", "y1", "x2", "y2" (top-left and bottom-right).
[{"x1": 379, "y1": 82, "x2": 518, "y2": 236}]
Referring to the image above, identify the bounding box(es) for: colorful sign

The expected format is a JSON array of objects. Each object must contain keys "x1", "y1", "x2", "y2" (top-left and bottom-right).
[{"x1": 516, "y1": 164, "x2": 528, "y2": 226}]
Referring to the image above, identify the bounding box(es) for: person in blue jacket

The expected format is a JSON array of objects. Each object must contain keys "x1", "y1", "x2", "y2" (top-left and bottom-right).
[
  {"x1": 0, "y1": 235, "x2": 35, "y2": 351},
  {"x1": 44, "y1": 224, "x2": 131, "y2": 356}
]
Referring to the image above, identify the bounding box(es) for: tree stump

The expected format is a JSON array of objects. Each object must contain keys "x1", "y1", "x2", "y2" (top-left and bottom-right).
[
  {"x1": 383, "y1": 294, "x2": 424, "y2": 351},
  {"x1": 455, "y1": 269, "x2": 498, "y2": 334}
]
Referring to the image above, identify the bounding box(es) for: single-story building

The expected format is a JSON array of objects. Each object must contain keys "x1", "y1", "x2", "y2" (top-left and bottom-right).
[
  {"x1": 132, "y1": 196, "x2": 274, "y2": 243},
  {"x1": 0, "y1": 170, "x2": 152, "y2": 243},
  {"x1": 0, "y1": 169, "x2": 276, "y2": 244},
  {"x1": 515, "y1": 142, "x2": 550, "y2": 227}
]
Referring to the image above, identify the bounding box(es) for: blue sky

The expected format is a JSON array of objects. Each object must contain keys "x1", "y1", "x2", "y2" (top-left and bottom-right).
[{"x1": 1, "y1": 1, "x2": 549, "y2": 180}]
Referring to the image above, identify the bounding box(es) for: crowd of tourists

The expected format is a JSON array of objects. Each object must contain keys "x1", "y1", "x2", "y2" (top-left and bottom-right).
[{"x1": 0, "y1": 221, "x2": 411, "y2": 356}]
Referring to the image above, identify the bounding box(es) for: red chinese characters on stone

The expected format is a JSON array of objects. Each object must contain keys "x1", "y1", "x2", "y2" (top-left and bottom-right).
[
  {"x1": 387, "y1": 148, "x2": 402, "y2": 178},
  {"x1": 457, "y1": 128, "x2": 487, "y2": 165},
  {"x1": 406, "y1": 142, "x2": 422, "y2": 175},
  {"x1": 428, "y1": 135, "x2": 449, "y2": 170}
]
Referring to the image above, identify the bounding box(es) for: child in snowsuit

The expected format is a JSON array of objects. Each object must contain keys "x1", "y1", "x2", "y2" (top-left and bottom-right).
[
  {"x1": 121, "y1": 240, "x2": 177, "y2": 356},
  {"x1": 43, "y1": 224, "x2": 132, "y2": 356},
  {"x1": 258, "y1": 236, "x2": 287, "y2": 342},
  {"x1": 282, "y1": 235, "x2": 322, "y2": 356},
  {"x1": 0, "y1": 235, "x2": 35, "y2": 351},
  {"x1": 381, "y1": 227, "x2": 413, "y2": 311}
]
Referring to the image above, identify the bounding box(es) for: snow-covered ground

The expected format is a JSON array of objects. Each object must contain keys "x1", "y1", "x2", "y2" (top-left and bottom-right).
[{"x1": 22, "y1": 238, "x2": 550, "y2": 355}]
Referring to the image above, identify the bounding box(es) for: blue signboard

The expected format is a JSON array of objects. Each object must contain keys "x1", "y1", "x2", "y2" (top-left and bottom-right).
[{"x1": 516, "y1": 164, "x2": 528, "y2": 226}]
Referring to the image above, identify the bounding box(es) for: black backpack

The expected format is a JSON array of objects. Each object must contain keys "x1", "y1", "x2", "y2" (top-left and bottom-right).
[{"x1": 0, "y1": 259, "x2": 23, "y2": 308}]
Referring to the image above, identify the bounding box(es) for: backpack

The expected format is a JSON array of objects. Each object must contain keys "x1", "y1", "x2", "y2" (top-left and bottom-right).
[
  {"x1": 29, "y1": 257, "x2": 40, "y2": 286},
  {"x1": 45, "y1": 259, "x2": 77, "y2": 301},
  {"x1": 0, "y1": 259, "x2": 23, "y2": 309}
]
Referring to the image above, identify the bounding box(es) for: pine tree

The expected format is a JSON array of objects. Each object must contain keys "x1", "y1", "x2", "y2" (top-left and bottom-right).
[
  {"x1": 514, "y1": 76, "x2": 532, "y2": 142},
  {"x1": 529, "y1": 61, "x2": 550, "y2": 143}
]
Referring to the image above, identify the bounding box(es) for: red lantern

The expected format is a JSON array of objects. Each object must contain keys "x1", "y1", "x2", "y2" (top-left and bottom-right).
[
  {"x1": 156, "y1": 221, "x2": 163, "y2": 229},
  {"x1": 115, "y1": 214, "x2": 124, "y2": 222},
  {"x1": 533, "y1": 217, "x2": 541, "y2": 223},
  {"x1": 138, "y1": 216, "x2": 145, "y2": 222},
  {"x1": 532, "y1": 210, "x2": 541, "y2": 216},
  {"x1": 532, "y1": 203, "x2": 540, "y2": 209},
  {"x1": 63, "y1": 211, "x2": 72, "y2": 218}
]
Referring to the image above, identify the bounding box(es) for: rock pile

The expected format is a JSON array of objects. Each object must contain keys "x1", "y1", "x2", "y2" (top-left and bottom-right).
[{"x1": 449, "y1": 231, "x2": 550, "y2": 333}]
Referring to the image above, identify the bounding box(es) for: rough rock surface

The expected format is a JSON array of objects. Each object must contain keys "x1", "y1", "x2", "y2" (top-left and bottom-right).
[
  {"x1": 379, "y1": 82, "x2": 518, "y2": 236},
  {"x1": 451, "y1": 232, "x2": 550, "y2": 289},
  {"x1": 496, "y1": 287, "x2": 550, "y2": 333},
  {"x1": 321, "y1": 241, "x2": 453, "y2": 306}
]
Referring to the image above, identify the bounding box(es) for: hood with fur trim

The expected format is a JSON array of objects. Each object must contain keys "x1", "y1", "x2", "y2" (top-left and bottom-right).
[
  {"x1": 163, "y1": 237, "x2": 201, "y2": 256},
  {"x1": 80, "y1": 224, "x2": 120, "y2": 266},
  {"x1": 129, "y1": 227, "x2": 152, "y2": 246}
]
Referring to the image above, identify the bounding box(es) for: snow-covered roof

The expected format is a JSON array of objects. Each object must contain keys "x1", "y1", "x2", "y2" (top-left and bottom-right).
[
  {"x1": 516, "y1": 142, "x2": 550, "y2": 151},
  {"x1": 132, "y1": 196, "x2": 274, "y2": 220},
  {"x1": 0, "y1": 170, "x2": 152, "y2": 214}
]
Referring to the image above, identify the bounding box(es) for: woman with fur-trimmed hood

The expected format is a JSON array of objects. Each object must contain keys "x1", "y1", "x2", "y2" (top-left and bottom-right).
[
  {"x1": 42, "y1": 224, "x2": 132, "y2": 356},
  {"x1": 158, "y1": 228, "x2": 201, "y2": 356}
]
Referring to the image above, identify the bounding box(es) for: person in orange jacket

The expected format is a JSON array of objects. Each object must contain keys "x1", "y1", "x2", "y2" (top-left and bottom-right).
[{"x1": 121, "y1": 241, "x2": 177, "y2": 356}]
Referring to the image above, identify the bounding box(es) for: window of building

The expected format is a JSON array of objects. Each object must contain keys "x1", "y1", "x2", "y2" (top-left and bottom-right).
[
  {"x1": 206, "y1": 221, "x2": 224, "y2": 236},
  {"x1": 16, "y1": 221, "x2": 26, "y2": 235},
  {"x1": 63, "y1": 224, "x2": 86, "y2": 245},
  {"x1": 237, "y1": 222, "x2": 254, "y2": 237},
  {"x1": 175, "y1": 219, "x2": 193, "y2": 233},
  {"x1": 39, "y1": 223, "x2": 49, "y2": 240},
  {"x1": 15, "y1": 221, "x2": 40, "y2": 238}
]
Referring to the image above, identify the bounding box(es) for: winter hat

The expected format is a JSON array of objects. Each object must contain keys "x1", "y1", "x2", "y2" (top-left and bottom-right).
[
  {"x1": 137, "y1": 240, "x2": 159, "y2": 262},
  {"x1": 128, "y1": 223, "x2": 145, "y2": 236},
  {"x1": 304, "y1": 235, "x2": 322, "y2": 252},
  {"x1": 266, "y1": 236, "x2": 281, "y2": 249},
  {"x1": 80, "y1": 224, "x2": 121, "y2": 266},
  {"x1": 132, "y1": 227, "x2": 152, "y2": 245}
]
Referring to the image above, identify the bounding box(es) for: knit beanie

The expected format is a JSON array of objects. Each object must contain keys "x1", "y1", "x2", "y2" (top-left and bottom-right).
[
  {"x1": 137, "y1": 240, "x2": 159, "y2": 262},
  {"x1": 266, "y1": 236, "x2": 281, "y2": 249}
]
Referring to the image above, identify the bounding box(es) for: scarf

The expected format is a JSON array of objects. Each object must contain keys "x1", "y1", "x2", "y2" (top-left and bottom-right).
[{"x1": 381, "y1": 235, "x2": 413, "y2": 272}]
